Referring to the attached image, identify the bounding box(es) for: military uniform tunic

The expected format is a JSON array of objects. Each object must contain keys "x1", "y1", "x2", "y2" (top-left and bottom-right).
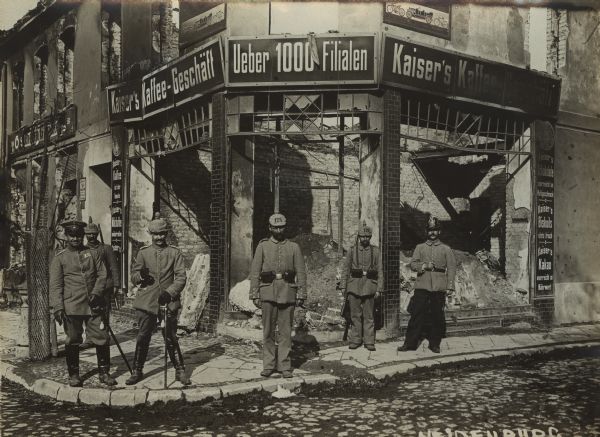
[
  {"x1": 342, "y1": 244, "x2": 383, "y2": 347},
  {"x1": 49, "y1": 245, "x2": 109, "y2": 345},
  {"x1": 249, "y1": 237, "x2": 307, "y2": 303},
  {"x1": 131, "y1": 244, "x2": 186, "y2": 315},
  {"x1": 87, "y1": 241, "x2": 120, "y2": 290},
  {"x1": 50, "y1": 246, "x2": 107, "y2": 316},
  {"x1": 249, "y1": 237, "x2": 307, "y2": 372}
]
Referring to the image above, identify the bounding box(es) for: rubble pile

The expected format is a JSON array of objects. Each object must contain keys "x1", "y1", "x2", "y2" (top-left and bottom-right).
[{"x1": 400, "y1": 249, "x2": 528, "y2": 310}]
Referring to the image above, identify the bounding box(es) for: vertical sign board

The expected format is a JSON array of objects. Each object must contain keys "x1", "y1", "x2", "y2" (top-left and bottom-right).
[
  {"x1": 111, "y1": 130, "x2": 124, "y2": 270},
  {"x1": 534, "y1": 120, "x2": 555, "y2": 298}
]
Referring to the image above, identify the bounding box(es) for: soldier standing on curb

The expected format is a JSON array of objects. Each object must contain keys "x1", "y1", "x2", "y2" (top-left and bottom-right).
[
  {"x1": 125, "y1": 216, "x2": 190, "y2": 386},
  {"x1": 250, "y1": 213, "x2": 307, "y2": 378},
  {"x1": 398, "y1": 216, "x2": 456, "y2": 354},
  {"x1": 49, "y1": 220, "x2": 116, "y2": 387},
  {"x1": 341, "y1": 222, "x2": 383, "y2": 351},
  {"x1": 80, "y1": 222, "x2": 121, "y2": 349}
]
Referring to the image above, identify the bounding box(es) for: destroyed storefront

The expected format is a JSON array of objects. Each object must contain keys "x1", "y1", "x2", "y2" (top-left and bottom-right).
[
  {"x1": 108, "y1": 38, "x2": 223, "y2": 331},
  {"x1": 109, "y1": 33, "x2": 560, "y2": 335},
  {"x1": 223, "y1": 34, "x2": 560, "y2": 335}
]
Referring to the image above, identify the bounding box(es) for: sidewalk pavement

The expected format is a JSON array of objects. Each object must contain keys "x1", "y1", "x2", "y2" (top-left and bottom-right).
[{"x1": 1, "y1": 309, "x2": 599, "y2": 408}]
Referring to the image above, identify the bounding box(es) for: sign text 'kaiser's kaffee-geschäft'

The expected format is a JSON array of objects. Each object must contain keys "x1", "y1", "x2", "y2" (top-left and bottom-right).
[
  {"x1": 227, "y1": 34, "x2": 377, "y2": 86},
  {"x1": 107, "y1": 38, "x2": 224, "y2": 124},
  {"x1": 381, "y1": 34, "x2": 561, "y2": 118}
]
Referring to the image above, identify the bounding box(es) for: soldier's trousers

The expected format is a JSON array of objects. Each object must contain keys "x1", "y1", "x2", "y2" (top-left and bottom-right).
[
  {"x1": 261, "y1": 301, "x2": 294, "y2": 372},
  {"x1": 348, "y1": 293, "x2": 375, "y2": 346},
  {"x1": 403, "y1": 289, "x2": 446, "y2": 349},
  {"x1": 135, "y1": 309, "x2": 178, "y2": 346},
  {"x1": 64, "y1": 314, "x2": 109, "y2": 346}
]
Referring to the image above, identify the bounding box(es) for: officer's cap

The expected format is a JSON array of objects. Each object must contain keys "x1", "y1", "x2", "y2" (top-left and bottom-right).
[
  {"x1": 84, "y1": 223, "x2": 100, "y2": 235},
  {"x1": 148, "y1": 218, "x2": 169, "y2": 233},
  {"x1": 269, "y1": 213, "x2": 287, "y2": 227},
  {"x1": 427, "y1": 216, "x2": 441, "y2": 231},
  {"x1": 61, "y1": 220, "x2": 87, "y2": 236},
  {"x1": 358, "y1": 221, "x2": 372, "y2": 237}
]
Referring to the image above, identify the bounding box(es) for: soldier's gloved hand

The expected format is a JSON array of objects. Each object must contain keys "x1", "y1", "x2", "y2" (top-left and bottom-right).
[
  {"x1": 296, "y1": 298, "x2": 305, "y2": 308},
  {"x1": 139, "y1": 267, "x2": 155, "y2": 286},
  {"x1": 54, "y1": 309, "x2": 66, "y2": 326},
  {"x1": 89, "y1": 294, "x2": 105, "y2": 313},
  {"x1": 158, "y1": 291, "x2": 172, "y2": 305},
  {"x1": 375, "y1": 291, "x2": 381, "y2": 299},
  {"x1": 253, "y1": 298, "x2": 262, "y2": 309}
]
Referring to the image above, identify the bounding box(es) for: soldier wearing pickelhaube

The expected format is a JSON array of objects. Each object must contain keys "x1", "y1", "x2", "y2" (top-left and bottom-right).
[
  {"x1": 49, "y1": 220, "x2": 115, "y2": 387},
  {"x1": 126, "y1": 216, "x2": 190, "y2": 385},
  {"x1": 398, "y1": 216, "x2": 456, "y2": 354},
  {"x1": 341, "y1": 221, "x2": 383, "y2": 351},
  {"x1": 250, "y1": 213, "x2": 307, "y2": 378}
]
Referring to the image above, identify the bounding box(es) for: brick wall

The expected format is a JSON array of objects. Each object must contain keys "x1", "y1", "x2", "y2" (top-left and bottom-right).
[
  {"x1": 252, "y1": 139, "x2": 360, "y2": 249},
  {"x1": 382, "y1": 89, "x2": 403, "y2": 334},
  {"x1": 158, "y1": 147, "x2": 211, "y2": 268}
]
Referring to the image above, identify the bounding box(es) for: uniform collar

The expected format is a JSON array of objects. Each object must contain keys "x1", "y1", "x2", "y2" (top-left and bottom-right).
[
  {"x1": 67, "y1": 245, "x2": 85, "y2": 252},
  {"x1": 87, "y1": 241, "x2": 100, "y2": 248},
  {"x1": 425, "y1": 239, "x2": 441, "y2": 246},
  {"x1": 357, "y1": 244, "x2": 371, "y2": 251},
  {"x1": 152, "y1": 243, "x2": 168, "y2": 250},
  {"x1": 269, "y1": 237, "x2": 287, "y2": 244}
]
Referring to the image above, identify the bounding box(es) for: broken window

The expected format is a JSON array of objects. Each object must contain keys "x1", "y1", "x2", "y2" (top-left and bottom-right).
[
  {"x1": 12, "y1": 60, "x2": 24, "y2": 130},
  {"x1": 33, "y1": 45, "x2": 49, "y2": 120},
  {"x1": 57, "y1": 27, "x2": 75, "y2": 108},
  {"x1": 101, "y1": 1, "x2": 122, "y2": 87},
  {"x1": 151, "y1": 1, "x2": 179, "y2": 66}
]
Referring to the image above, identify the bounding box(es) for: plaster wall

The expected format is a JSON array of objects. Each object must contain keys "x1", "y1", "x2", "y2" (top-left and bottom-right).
[
  {"x1": 384, "y1": 5, "x2": 528, "y2": 68},
  {"x1": 557, "y1": 10, "x2": 600, "y2": 116},
  {"x1": 554, "y1": 127, "x2": 600, "y2": 323}
]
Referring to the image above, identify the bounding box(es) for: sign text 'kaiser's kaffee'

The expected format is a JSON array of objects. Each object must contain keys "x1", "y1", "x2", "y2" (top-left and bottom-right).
[
  {"x1": 381, "y1": 34, "x2": 560, "y2": 118},
  {"x1": 107, "y1": 38, "x2": 224, "y2": 124}
]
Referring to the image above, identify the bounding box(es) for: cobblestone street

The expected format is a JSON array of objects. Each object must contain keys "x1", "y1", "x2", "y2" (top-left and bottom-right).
[{"x1": 2, "y1": 349, "x2": 599, "y2": 436}]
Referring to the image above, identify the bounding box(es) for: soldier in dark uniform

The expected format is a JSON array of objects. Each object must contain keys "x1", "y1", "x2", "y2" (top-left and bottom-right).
[
  {"x1": 341, "y1": 222, "x2": 383, "y2": 351},
  {"x1": 49, "y1": 220, "x2": 115, "y2": 387},
  {"x1": 84, "y1": 222, "x2": 121, "y2": 303},
  {"x1": 125, "y1": 217, "x2": 190, "y2": 386},
  {"x1": 250, "y1": 213, "x2": 307, "y2": 378},
  {"x1": 398, "y1": 216, "x2": 456, "y2": 354},
  {"x1": 79, "y1": 222, "x2": 121, "y2": 349}
]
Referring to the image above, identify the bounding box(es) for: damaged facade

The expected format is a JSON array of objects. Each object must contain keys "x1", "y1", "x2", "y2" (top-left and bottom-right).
[{"x1": 1, "y1": 2, "x2": 597, "y2": 358}]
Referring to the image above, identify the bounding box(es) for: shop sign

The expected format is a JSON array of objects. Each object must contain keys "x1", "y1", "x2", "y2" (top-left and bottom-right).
[
  {"x1": 107, "y1": 38, "x2": 224, "y2": 123},
  {"x1": 111, "y1": 131, "x2": 124, "y2": 255},
  {"x1": 534, "y1": 120, "x2": 555, "y2": 297},
  {"x1": 384, "y1": 3, "x2": 451, "y2": 40},
  {"x1": 381, "y1": 35, "x2": 561, "y2": 118},
  {"x1": 8, "y1": 105, "x2": 77, "y2": 157},
  {"x1": 227, "y1": 34, "x2": 377, "y2": 86},
  {"x1": 107, "y1": 80, "x2": 142, "y2": 124},
  {"x1": 180, "y1": 2, "x2": 226, "y2": 48}
]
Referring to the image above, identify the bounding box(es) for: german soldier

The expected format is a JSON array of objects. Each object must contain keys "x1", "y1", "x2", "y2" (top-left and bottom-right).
[
  {"x1": 49, "y1": 220, "x2": 115, "y2": 387},
  {"x1": 250, "y1": 213, "x2": 307, "y2": 378},
  {"x1": 126, "y1": 217, "x2": 190, "y2": 385},
  {"x1": 84, "y1": 222, "x2": 121, "y2": 305},
  {"x1": 398, "y1": 216, "x2": 456, "y2": 353},
  {"x1": 341, "y1": 222, "x2": 383, "y2": 351}
]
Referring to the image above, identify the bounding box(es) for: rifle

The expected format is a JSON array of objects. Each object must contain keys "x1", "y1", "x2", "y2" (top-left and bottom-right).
[{"x1": 341, "y1": 291, "x2": 351, "y2": 341}]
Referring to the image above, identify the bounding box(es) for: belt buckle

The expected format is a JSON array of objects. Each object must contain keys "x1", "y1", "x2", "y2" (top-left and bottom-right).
[{"x1": 275, "y1": 273, "x2": 283, "y2": 280}]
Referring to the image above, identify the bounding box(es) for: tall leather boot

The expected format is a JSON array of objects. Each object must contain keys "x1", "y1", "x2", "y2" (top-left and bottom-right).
[
  {"x1": 65, "y1": 345, "x2": 82, "y2": 387},
  {"x1": 168, "y1": 341, "x2": 190, "y2": 386},
  {"x1": 125, "y1": 341, "x2": 149, "y2": 385},
  {"x1": 96, "y1": 345, "x2": 117, "y2": 386}
]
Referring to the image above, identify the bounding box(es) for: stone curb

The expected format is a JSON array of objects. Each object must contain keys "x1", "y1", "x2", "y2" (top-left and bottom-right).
[{"x1": 2, "y1": 340, "x2": 599, "y2": 407}]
